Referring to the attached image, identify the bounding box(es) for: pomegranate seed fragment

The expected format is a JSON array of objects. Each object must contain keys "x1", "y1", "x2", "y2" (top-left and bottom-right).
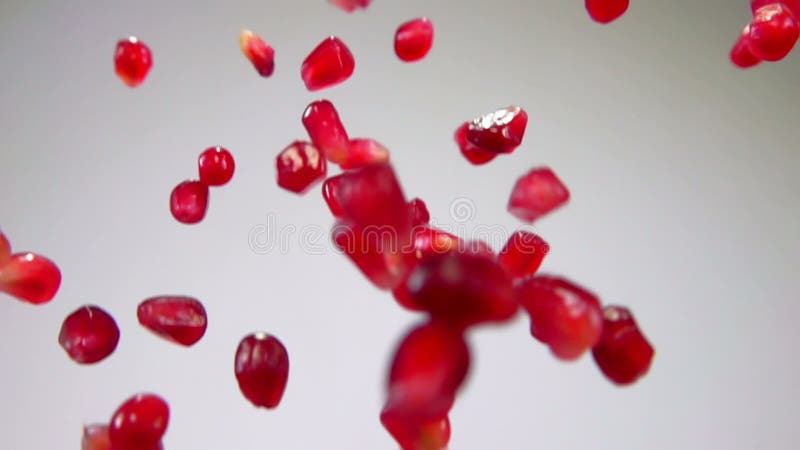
[
  {"x1": 137, "y1": 296, "x2": 207, "y2": 346},
  {"x1": 109, "y1": 393, "x2": 169, "y2": 450},
  {"x1": 408, "y1": 198, "x2": 430, "y2": 226},
  {"x1": 342, "y1": 138, "x2": 391, "y2": 170},
  {"x1": 455, "y1": 122, "x2": 497, "y2": 165},
  {"x1": 466, "y1": 106, "x2": 528, "y2": 154},
  {"x1": 585, "y1": 0, "x2": 630, "y2": 24},
  {"x1": 752, "y1": 0, "x2": 800, "y2": 17},
  {"x1": 381, "y1": 410, "x2": 451, "y2": 450},
  {"x1": 507, "y1": 167, "x2": 570, "y2": 223},
  {"x1": 515, "y1": 275, "x2": 604, "y2": 360},
  {"x1": 395, "y1": 18, "x2": 434, "y2": 62},
  {"x1": 498, "y1": 231, "x2": 549, "y2": 280},
  {"x1": 239, "y1": 29, "x2": 275, "y2": 77},
  {"x1": 731, "y1": 25, "x2": 762, "y2": 68},
  {"x1": 58, "y1": 305, "x2": 120, "y2": 364},
  {"x1": 235, "y1": 332, "x2": 289, "y2": 408},
  {"x1": 302, "y1": 100, "x2": 351, "y2": 164},
  {"x1": 592, "y1": 306, "x2": 655, "y2": 385},
  {"x1": 276, "y1": 141, "x2": 327, "y2": 194},
  {"x1": 198, "y1": 146, "x2": 235, "y2": 186},
  {"x1": 170, "y1": 180, "x2": 209, "y2": 224},
  {"x1": 82, "y1": 424, "x2": 112, "y2": 450},
  {"x1": 322, "y1": 175, "x2": 345, "y2": 217},
  {"x1": 748, "y1": 4, "x2": 800, "y2": 61},
  {"x1": 336, "y1": 163, "x2": 410, "y2": 228},
  {"x1": 114, "y1": 37, "x2": 152, "y2": 87},
  {"x1": 329, "y1": 0, "x2": 371, "y2": 12},
  {"x1": 0, "y1": 229, "x2": 9, "y2": 266},
  {"x1": 0, "y1": 252, "x2": 61, "y2": 305},
  {"x1": 301, "y1": 36, "x2": 355, "y2": 91}
]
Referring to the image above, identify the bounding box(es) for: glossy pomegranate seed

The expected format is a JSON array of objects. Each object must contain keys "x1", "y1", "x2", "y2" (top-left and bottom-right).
[
  {"x1": 408, "y1": 198, "x2": 430, "y2": 226},
  {"x1": 395, "y1": 18, "x2": 434, "y2": 62},
  {"x1": 109, "y1": 393, "x2": 169, "y2": 450},
  {"x1": 752, "y1": 0, "x2": 800, "y2": 16},
  {"x1": 454, "y1": 122, "x2": 497, "y2": 165},
  {"x1": 82, "y1": 424, "x2": 112, "y2": 450},
  {"x1": 507, "y1": 167, "x2": 570, "y2": 223},
  {"x1": 301, "y1": 36, "x2": 355, "y2": 91},
  {"x1": 322, "y1": 175, "x2": 345, "y2": 218},
  {"x1": 0, "y1": 252, "x2": 61, "y2": 305},
  {"x1": 239, "y1": 29, "x2": 275, "y2": 77},
  {"x1": 329, "y1": 0, "x2": 371, "y2": 12},
  {"x1": 0, "y1": 229, "x2": 10, "y2": 266},
  {"x1": 235, "y1": 332, "x2": 289, "y2": 408},
  {"x1": 198, "y1": 146, "x2": 235, "y2": 186},
  {"x1": 170, "y1": 180, "x2": 209, "y2": 224},
  {"x1": 341, "y1": 138, "x2": 391, "y2": 170},
  {"x1": 381, "y1": 410, "x2": 451, "y2": 450},
  {"x1": 515, "y1": 275, "x2": 604, "y2": 360},
  {"x1": 731, "y1": 25, "x2": 762, "y2": 68},
  {"x1": 58, "y1": 305, "x2": 120, "y2": 364},
  {"x1": 276, "y1": 141, "x2": 327, "y2": 194},
  {"x1": 466, "y1": 106, "x2": 528, "y2": 154},
  {"x1": 748, "y1": 3, "x2": 800, "y2": 61},
  {"x1": 498, "y1": 231, "x2": 549, "y2": 280},
  {"x1": 114, "y1": 37, "x2": 152, "y2": 87},
  {"x1": 137, "y1": 296, "x2": 207, "y2": 346},
  {"x1": 585, "y1": 0, "x2": 630, "y2": 24},
  {"x1": 592, "y1": 306, "x2": 655, "y2": 385},
  {"x1": 335, "y1": 163, "x2": 410, "y2": 228},
  {"x1": 302, "y1": 100, "x2": 350, "y2": 164}
]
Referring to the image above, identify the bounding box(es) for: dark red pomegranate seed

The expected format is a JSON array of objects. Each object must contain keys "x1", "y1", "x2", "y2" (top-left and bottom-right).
[
  {"x1": 329, "y1": 0, "x2": 371, "y2": 12},
  {"x1": 585, "y1": 0, "x2": 630, "y2": 24},
  {"x1": 0, "y1": 229, "x2": 10, "y2": 266},
  {"x1": 302, "y1": 100, "x2": 351, "y2": 164},
  {"x1": 239, "y1": 29, "x2": 275, "y2": 77},
  {"x1": 114, "y1": 37, "x2": 152, "y2": 87},
  {"x1": 276, "y1": 140, "x2": 327, "y2": 194},
  {"x1": 466, "y1": 106, "x2": 528, "y2": 154},
  {"x1": 235, "y1": 332, "x2": 289, "y2": 409},
  {"x1": 137, "y1": 296, "x2": 207, "y2": 346},
  {"x1": 592, "y1": 306, "x2": 655, "y2": 385},
  {"x1": 170, "y1": 180, "x2": 209, "y2": 224},
  {"x1": 408, "y1": 198, "x2": 430, "y2": 226},
  {"x1": 498, "y1": 231, "x2": 549, "y2": 280},
  {"x1": 381, "y1": 410, "x2": 451, "y2": 450},
  {"x1": 322, "y1": 175, "x2": 345, "y2": 218},
  {"x1": 507, "y1": 167, "x2": 570, "y2": 223},
  {"x1": 395, "y1": 18, "x2": 434, "y2": 62},
  {"x1": 454, "y1": 122, "x2": 497, "y2": 165},
  {"x1": 731, "y1": 25, "x2": 762, "y2": 68},
  {"x1": 198, "y1": 146, "x2": 235, "y2": 186},
  {"x1": 58, "y1": 305, "x2": 120, "y2": 364},
  {"x1": 109, "y1": 393, "x2": 169, "y2": 450},
  {"x1": 341, "y1": 138, "x2": 391, "y2": 169},
  {"x1": 0, "y1": 252, "x2": 61, "y2": 305},
  {"x1": 748, "y1": 3, "x2": 800, "y2": 61},
  {"x1": 752, "y1": 0, "x2": 800, "y2": 17},
  {"x1": 301, "y1": 36, "x2": 355, "y2": 91},
  {"x1": 515, "y1": 275, "x2": 604, "y2": 360}
]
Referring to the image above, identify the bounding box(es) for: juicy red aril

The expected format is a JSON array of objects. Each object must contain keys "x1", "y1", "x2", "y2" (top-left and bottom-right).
[
  {"x1": 198, "y1": 146, "x2": 235, "y2": 186},
  {"x1": 748, "y1": 3, "x2": 800, "y2": 61},
  {"x1": 0, "y1": 252, "x2": 61, "y2": 305},
  {"x1": 235, "y1": 332, "x2": 289, "y2": 409},
  {"x1": 137, "y1": 296, "x2": 207, "y2": 346},
  {"x1": 109, "y1": 393, "x2": 169, "y2": 450},
  {"x1": 170, "y1": 180, "x2": 209, "y2": 224},
  {"x1": 239, "y1": 29, "x2": 275, "y2": 77},
  {"x1": 336, "y1": 163, "x2": 409, "y2": 228},
  {"x1": 752, "y1": 0, "x2": 800, "y2": 16},
  {"x1": 395, "y1": 18, "x2": 434, "y2": 62},
  {"x1": 731, "y1": 25, "x2": 762, "y2": 68},
  {"x1": 0, "y1": 229, "x2": 9, "y2": 266},
  {"x1": 302, "y1": 100, "x2": 350, "y2": 164},
  {"x1": 381, "y1": 410, "x2": 451, "y2": 450},
  {"x1": 409, "y1": 198, "x2": 430, "y2": 226},
  {"x1": 58, "y1": 305, "x2": 120, "y2": 364},
  {"x1": 454, "y1": 122, "x2": 497, "y2": 165},
  {"x1": 322, "y1": 175, "x2": 345, "y2": 217},
  {"x1": 466, "y1": 106, "x2": 528, "y2": 154},
  {"x1": 329, "y1": 0, "x2": 371, "y2": 12},
  {"x1": 276, "y1": 140, "x2": 327, "y2": 194},
  {"x1": 342, "y1": 138, "x2": 391, "y2": 169},
  {"x1": 114, "y1": 37, "x2": 152, "y2": 87},
  {"x1": 82, "y1": 424, "x2": 112, "y2": 450},
  {"x1": 515, "y1": 275, "x2": 604, "y2": 360},
  {"x1": 498, "y1": 231, "x2": 549, "y2": 280},
  {"x1": 301, "y1": 36, "x2": 355, "y2": 91},
  {"x1": 592, "y1": 306, "x2": 655, "y2": 385},
  {"x1": 507, "y1": 167, "x2": 570, "y2": 223},
  {"x1": 585, "y1": 0, "x2": 630, "y2": 24}
]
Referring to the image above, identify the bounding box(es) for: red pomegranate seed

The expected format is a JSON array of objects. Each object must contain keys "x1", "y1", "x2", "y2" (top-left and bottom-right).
[
  {"x1": 302, "y1": 100, "x2": 351, "y2": 164},
  {"x1": 109, "y1": 393, "x2": 169, "y2": 450},
  {"x1": 301, "y1": 36, "x2": 355, "y2": 91},
  {"x1": 276, "y1": 140, "x2": 327, "y2": 194},
  {"x1": 585, "y1": 0, "x2": 630, "y2": 24},
  {"x1": 454, "y1": 122, "x2": 497, "y2": 165},
  {"x1": 239, "y1": 29, "x2": 275, "y2": 77},
  {"x1": 170, "y1": 180, "x2": 209, "y2": 224},
  {"x1": 114, "y1": 37, "x2": 152, "y2": 87},
  {"x1": 322, "y1": 175, "x2": 345, "y2": 218},
  {"x1": 137, "y1": 296, "x2": 207, "y2": 346},
  {"x1": 381, "y1": 410, "x2": 451, "y2": 450},
  {"x1": 395, "y1": 18, "x2": 434, "y2": 62},
  {"x1": 0, "y1": 252, "x2": 61, "y2": 305},
  {"x1": 748, "y1": 3, "x2": 800, "y2": 61},
  {"x1": 408, "y1": 198, "x2": 430, "y2": 226},
  {"x1": 341, "y1": 138, "x2": 391, "y2": 170},
  {"x1": 731, "y1": 25, "x2": 762, "y2": 68},
  {"x1": 515, "y1": 275, "x2": 603, "y2": 360},
  {"x1": 466, "y1": 106, "x2": 528, "y2": 154},
  {"x1": 335, "y1": 163, "x2": 410, "y2": 228},
  {"x1": 752, "y1": 0, "x2": 800, "y2": 16},
  {"x1": 198, "y1": 146, "x2": 235, "y2": 186},
  {"x1": 329, "y1": 0, "x2": 371, "y2": 12},
  {"x1": 82, "y1": 424, "x2": 112, "y2": 450},
  {"x1": 464, "y1": 240, "x2": 494, "y2": 258},
  {"x1": 498, "y1": 231, "x2": 549, "y2": 280},
  {"x1": 58, "y1": 305, "x2": 120, "y2": 364},
  {"x1": 507, "y1": 167, "x2": 570, "y2": 223},
  {"x1": 235, "y1": 332, "x2": 289, "y2": 409},
  {"x1": 0, "y1": 229, "x2": 10, "y2": 266},
  {"x1": 592, "y1": 306, "x2": 654, "y2": 385}
]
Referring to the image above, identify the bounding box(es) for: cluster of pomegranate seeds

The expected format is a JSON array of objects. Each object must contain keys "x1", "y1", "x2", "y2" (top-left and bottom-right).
[
  {"x1": 276, "y1": 141, "x2": 327, "y2": 194},
  {"x1": 394, "y1": 18, "x2": 434, "y2": 62},
  {"x1": 731, "y1": 2, "x2": 800, "y2": 67},
  {"x1": 109, "y1": 393, "x2": 169, "y2": 450},
  {"x1": 0, "y1": 250, "x2": 61, "y2": 305},
  {"x1": 592, "y1": 306, "x2": 654, "y2": 385},
  {"x1": 170, "y1": 146, "x2": 235, "y2": 223},
  {"x1": 239, "y1": 29, "x2": 275, "y2": 77},
  {"x1": 234, "y1": 333, "x2": 290, "y2": 409},
  {"x1": 301, "y1": 36, "x2": 355, "y2": 91},
  {"x1": 507, "y1": 167, "x2": 570, "y2": 222},
  {"x1": 137, "y1": 296, "x2": 208, "y2": 346},
  {"x1": 585, "y1": 0, "x2": 630, "y2": 24},
  {"x1": 329, "y1": 0, "x2": 371, "y2": 13},
  {"x1": 497, "y1": 230, "x2": 550, "y2": 280},
  {"x1": 58, "y1": 305, "x2": 120, "y2": 364},
  {"x1": 114, "y1": 37, "x2": 152, "y2": 87}
]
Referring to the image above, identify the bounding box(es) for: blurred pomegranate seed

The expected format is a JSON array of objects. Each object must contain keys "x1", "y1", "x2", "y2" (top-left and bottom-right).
[
  {"x1": 329, "y1": 0, "x2": 371, "y2": 12},
  {"x1": 114, "y1": 37, "x2": 152, "y2": 87},
  {"x1": 0, "y1": 252, "x2": 61, "y2": 304},
  {"x1": 498, "y1": 231, "x2": 549, "y2": 280},
  {"x1": 0, "y1": 229, "x2": 10, "y2": 266},
  {"x1": 276, "y1": 141, "x2": 327, "y2": 194},
  {"x1": 391, "y1": 226, "x2": 461, "y2": 310},
  {"x1": 302, "y1": 100, "x2": 351, "y2": 164},
  {"x1": 198, "y1": 146, "x2": 235, "y2": 186},
  {"x1": 751, "y1": 0, "x2": 800, "y2": 17},
  {"x1": 515, "y1": 275, "x2": 604, "y2": 360},
  {"x1": 335, "y1": 163, "x2": 410, "y2": 228},
  {"x1": 82, "y1": 424, "x2": 112, "y2": 450},
  {"x1": 748, "y1": 3, "x2": 800, "y2": 61},
  {"x1": 109, "y1": 393, "x2": 169, "y2": 450},
  {"x1": 301, "y1": 36, "x2": 355, "y2": 91},
  {"x1": 585, "y1": 0, "x2": 630, "y2": 24},
  {"x1": 507, "y1": 167, "x2": 570, "y2": 223},
  {"x1": 381, "y1": 410, "x2": 451, "y2": 450},
  {"x1": 408, "y1": 198, "x2": 430, "y2": 226},
  {"x1": 395, "y1": 18, "x2": 434, "y2": 62},
  {"x1": 137, "y1": 296, "x2": 208, "y2": 346},
  {"x1": 454, "y1": 122, "x2": 497, "y2": 165},
  {"x1": 235, "y1": 332, "x2": 290, "y2": 408},
  {"x1": 731, "y1": 25, "x2": 762, "y2": 68},
  {"x1": 170, "y1": 180, "x2": 209, "y2": 224},
  {"x1": 58, "y1": 305, "x2": 120, "y2": 364},
  {"x1": 464, "y1": 240, "x2": 494, "y2": 258},
  {"x1": 341, "y1": 138, "x2": 391, "y2": 170},
  {"x1": 239, "y1": 29, "x2": 275, "y2": 77},
  {"x1": 322, "y1": 175, "x2": 345, "y2": 217},
  {"x1": 466, "y1": 106, "x2": 528, "y2": 154},
  {"x1": 592, "y1": 306, "x2": 655, "y2": 385}
]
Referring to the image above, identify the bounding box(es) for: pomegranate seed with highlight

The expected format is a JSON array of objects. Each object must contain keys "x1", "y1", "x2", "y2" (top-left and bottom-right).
[
  {"x1": 585, "y1": 0, "x2": 630, "y2": 24},
  {"x1": 455, "y1": 122, "x2": 497, "y2": 165},
  {"x1": 109, "y1": 393, "x2": 169, "y2": 450},
  {"x1": 395, "y1": 18, "x2": 434, "y2": 62},
  {"x1": 239, "y1": 29, "x2": 275, "y2": 77},
  {"x1": 507, "y1": 167, "x2": 570, "y2": 223},
  {"x1": 235, "y1": 332, "x2": 290, "y2": 408},
  {"x1": 302, "y1": 100, "x2": 351, "y2": 164},
  {"x1": 731, "y1": 25, "x2": 762, "y2": 68},
  {"x1": 751, "y1": 0, "x2": 800, "y2": 16},
  {"x1": 170, "y1": 180, "x2": 209, "y2": 224},
  {"x1": 466, "y1": 106, "x2": 528, "y2": 154},
  {"x1": 498, "y1": 231, "x2": 549, "y2": 280},
  {"x1": 301, "y1": 36, "x2": 355, "y2": 91},
  {"x1": 592, "y1": 305, "x2": 655, "y2": 385},
  {"x1": 342, "y1": 138, "x2": 391, "y2": 170},
  {"x1": 748, "y1": 3, "x2": 800, "y2": 61},
  {"x1": 0, "y1": 252, "x2": 61, "y2": 305},
  {"x1": 82, "y1": 424, "x2": 112, "y2": 450},
  {"x1": 276, "y1": 141, "x2": 327, "y2": 194},
  {"x1": 137, "y1": 296, "x2": 208, "y2": 346},
  {"x1": 198, "y1": 146, "x2": 235, "y2": 186},
  {"x1": 58, "y1": 305, "x2": 120, "y2": 364},
  {"x1": 114, "y1": 37, "x2": 152, "y2": 87}
]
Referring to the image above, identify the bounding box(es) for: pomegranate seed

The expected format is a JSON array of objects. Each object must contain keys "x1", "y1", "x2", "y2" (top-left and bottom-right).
[
  {"x1": 341, "y1": 138, "x2": 391, "y2": 170},
  {"x1": 748, "y1": 4, "x2": 800, "y2": 61},
  {"x1": 335, "y1": 163, "x2": 410, "y2": 228},
  {"x1": 498, "y1": 231, "x2": 549, "y2": 280},
  {"x1": 170, "y1": 180, "x2": 209, "y2": 224},
  {"x1": 395, "y1": 18, "x2": 434, "y2": 62},
  {"x1": 109, "y1": 393, "x2": 169, "y2": 450},
  {"x1": 301, "y1": 36, "x2": 355, "y2": 91},
  {"x1": 731, "y1": 25, "x2": 762, "y2": 68},
  {"x1": 322, "y1": 175, "x2": 345, "y2": 218},
  {"x1": 507, "y1": 167, "x2": 570, "y2": 223},
  {"x1": 408, "y1": 198, "x2": 430, "y2": 226},
  {"x1": 82, "y1": 424, "x2": 112, "y2": 450},
  {"x1": 585, "y1": 0, "x2": 630, "y2": 24},
  {"x1": 198, "y1": 146, "x2": 235, "y2": 186},
  {"x1": 276, "y1": 140, "x2": 327, "y2": 194},
  {"x1": 0, "y1": 229, "x2": 10, "y2": 266},
  {"x1": 114, "y1": 37, "x2": 152, "y2": 87},
  {"x1": 302, "y1": 100, "x2": 351, "y2": 164},
  {"x1": 466, "y1": 106, "x2": 528, "y2": 155},
  {"x1": 515, "y1": 275, "x2": 604, "y2": 360},
  {"x1": 329, "y1": 0, "x2": 371, "y2": 12},
  {"x1": 592, "y1": 306, "x2": 655, "y2": 385},
  {"x1": 752, "y1": 0, "x2": 800, "y2": 17},
  {"x1": 235, "y1": 333, "x2": 289, "y2": 408},
  {"x1": 455, "y1": 122, "x2": 497, "y2": 165},
  {"x1": 137, "y1": 296, "x2": 208, "y2": 346},
  {"x1": 381, "y1": 410, "x2": 451, "y2": 450},
  {"x1": 239, "y1": 29, "x2": 275, "y2": 77},
  {"x1": 58, "y1": 305, "x2": 120, "y2": 364},
  {"x1": 0, "y1": 252, "x2": 61, "y2": 305},
  {"x1": 464, "y1": 240, "x2": 494, "y2": 258}
]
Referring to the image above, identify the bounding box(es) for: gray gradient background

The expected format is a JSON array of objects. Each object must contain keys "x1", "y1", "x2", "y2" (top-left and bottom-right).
[{"x1": 1, "y1": 0, "x2": 799, "y2": 449}]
